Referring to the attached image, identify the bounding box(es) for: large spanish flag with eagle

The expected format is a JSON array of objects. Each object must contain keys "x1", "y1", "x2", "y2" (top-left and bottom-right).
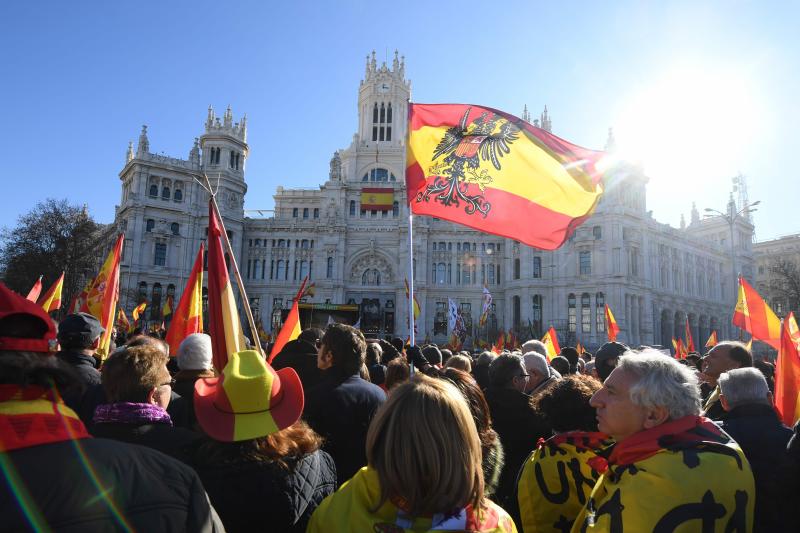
[{"x1": 407, "y1": 104, "x2": 606, "y2": 250}]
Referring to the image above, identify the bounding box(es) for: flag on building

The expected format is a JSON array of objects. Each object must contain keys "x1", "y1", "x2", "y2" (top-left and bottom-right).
[
  {"x1": 207, "y1": 201, "x2": 246, "y2": 371},
  {"x1": 268, "y1": 276, "x2": 309, "y2": 363},
  {"x1": 25, "y1": 276, "x2": 43, "y2": 302},
  {"x1": 162, "y1": 295, "x2": 174, "y2": 318},
  {"x1": 732, "y1": 275, "x2": 781, "y2": 350},
  {"x1": 705, "y1": 330, "x2": 718, "y2": 349},
  {"x1": 479, "y1": 286, "x2": 492, "y2": 327},
  {"x1": 82, "y1": 234, "x2": 124, "y2": 358},
  {"x1": 360, "y1": 188, "x2": 394, "y2": 210},
  {"x1": 132, "y1": 301, "x2": 147, "y2": 322},
  {"x1": 685, "y1": 318, "x2": 695, "y2": 353},
  {"x1": 775, "y1": 312, "x2": 800, "y2": 426},
  {"x1": 117, "y1": 307, "x2": 132, "y2": 334},
  {"x1": 406, "y1": 103, "x2": 606, "y2": 250},
  {"x1": 165, "y1": 244, "x2": 204, "y2": 356},
  {"x1": 541, "y1": 327, "x2": 560, "y2": 361},
  {"x1": 605, "y1": 304, "x2": 620, "y2": 342},
  {"x1": 37, "y1": 272, "x2": 64, "y2": 313}
]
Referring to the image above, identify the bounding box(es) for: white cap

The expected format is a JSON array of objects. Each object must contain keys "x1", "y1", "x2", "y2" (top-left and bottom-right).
[{"x1": 177, "y1": 333, "x2": 213, "y2": 371}]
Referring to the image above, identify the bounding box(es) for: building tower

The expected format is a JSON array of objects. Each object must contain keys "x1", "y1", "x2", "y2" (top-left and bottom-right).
[{"x1": 357, "y1": 50, "x2": 411, "y2": 148}]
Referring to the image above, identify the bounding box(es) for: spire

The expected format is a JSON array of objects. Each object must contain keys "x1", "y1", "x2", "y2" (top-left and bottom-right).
[
  {"x1": 399, "y1": 54, "x2": 405, "y2": 77},
  {"x1": 365, "y1": 54, "x2": 371, "y2": 79},
  {"x1": 189, "y1": 137, "x2": 200, "y2": 165},
  {"x1": 371, "y1": 50, "x2": 377, "y2": 72},
  {"x1": 522, "y1": 105, "x2": 531, "y2": 123},
  {"x1": 126, "y1": 141, "x2": 134, "y2": 163},
  {"x1": 224, "y1": 105, "x2": 233, "y2": 128},
  {"x1": 329, "y1": 150, "x2": 342, "y2": 181},
  {"x1": 691, "y1": 202, "x2": 700, "y2": 225},
  {"x1": 604, "y1": 127, "x2": 616, "y2": 152},
  {"x1": 240, "y1": 113, "x2": 247, "y2": 142},
  {"x1": 136, "y1": 125, "x2": 149, "y2": 155},
  {"x1": 206, "y1": 105, "x2": 215, "y2": 129},
  {"x1": 393, "y1": 49, "x2": 399, "y2": 71},
  {"x1": 680, "y1": 213, "x2": 686, "y2": 230},
  {"x1": 540, "y1": 106, "x2": 551, "y2": 132}
]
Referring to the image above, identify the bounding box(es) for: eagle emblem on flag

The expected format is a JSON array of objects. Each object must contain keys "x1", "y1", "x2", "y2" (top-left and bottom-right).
[{"x1": 416, "y1": 107, "x2": 520, "y2": 218}]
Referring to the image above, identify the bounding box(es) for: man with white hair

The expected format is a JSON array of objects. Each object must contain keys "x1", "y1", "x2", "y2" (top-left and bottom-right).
[
  {"x1": 718, "y1": 368, "x2": 792, "y2": 532},
  {"x1": 574, "y1": 350, "x2": 755, "y2": 532},
  {"x1": 522, "y1": 351, "x2": 559, "y2": 395},
  {"x1": 172, "y1": 333, "x2": 215, "y2": 428}
]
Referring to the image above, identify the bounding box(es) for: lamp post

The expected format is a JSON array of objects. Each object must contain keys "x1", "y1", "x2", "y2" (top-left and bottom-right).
[{"x1": 704, "y1": 198, "x2": 759, "y2": 336}]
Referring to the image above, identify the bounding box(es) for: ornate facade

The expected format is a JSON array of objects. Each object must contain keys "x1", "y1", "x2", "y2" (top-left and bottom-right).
[{"x1": 108, "y1": 51, "x2": 754, "y2": 350}]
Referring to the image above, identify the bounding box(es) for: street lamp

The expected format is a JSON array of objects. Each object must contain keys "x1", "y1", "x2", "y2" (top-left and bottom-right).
[{"x1": 703, "y1": 198, "x2": 760, "y2": 308}]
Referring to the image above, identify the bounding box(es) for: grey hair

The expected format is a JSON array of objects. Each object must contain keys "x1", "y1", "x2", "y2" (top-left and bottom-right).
[
  {"x1": 718, "y1": 368, "x2": 770, "y2": 409},
  {"x1": 522, "y1": 339, "x2": 547, "y2": 357},
  {"x1": 523, "y1": 351, "x2": 549, "y2": 376},
  {"x1": 617, "y1": 350, "x2": 701, "y2": 419},
  {"x1": 177, "y1": 333, "x2": 213, "y2": 371}
]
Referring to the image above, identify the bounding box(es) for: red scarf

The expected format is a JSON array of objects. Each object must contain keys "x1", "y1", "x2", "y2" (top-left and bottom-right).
[{"x1": 0, "y1": 385, "x2": 90, "y2": 452}]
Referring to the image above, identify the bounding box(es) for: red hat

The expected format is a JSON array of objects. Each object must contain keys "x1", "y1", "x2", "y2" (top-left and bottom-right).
[
  {"x1": 0, "y1": 283, "x2": 57, "y2": 353},
  {"x1": 194, "y1": 349, "x2": 304, "y2": 442}
]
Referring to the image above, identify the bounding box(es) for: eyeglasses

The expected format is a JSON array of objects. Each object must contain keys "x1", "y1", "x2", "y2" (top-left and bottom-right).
[
  {"x1": 517, "y1": 373, "x2": 531, "y2": 379},
  {"x1": 159, "y1": 378, "x2": 176, "y2": 388}
]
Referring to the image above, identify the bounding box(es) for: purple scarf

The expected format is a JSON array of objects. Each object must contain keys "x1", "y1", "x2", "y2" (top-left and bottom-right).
[{"x1": 93, "y1": 402, "x2": 173, "y2": 426}]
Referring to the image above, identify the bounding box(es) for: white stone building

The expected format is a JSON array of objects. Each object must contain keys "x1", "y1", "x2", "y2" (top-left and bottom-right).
[{"x1": 107, "y1": 51, "x2": 753, "y2": 350}]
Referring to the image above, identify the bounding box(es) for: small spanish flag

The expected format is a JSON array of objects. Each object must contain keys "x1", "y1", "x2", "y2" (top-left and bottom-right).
[
  {"x1": 268, "y1": 276, "x2": 308, "y2": 363},
  {"x1": 605, "y1": 304, "x2": 620, "y2": 342},
  {"x1": 38, "y1": 272, "x2": 64, "y2": 313},
  {"x1": 132, "y1": 301, "x2": 147, "y2": 322},
  {"x1": 705, "y1": 330, "x2": 718, "y2": 348},
  {"x1": 541, "y1": 327, "x2": 560, "y2": 361},
  {"x1": 26, "y1": 276, "x2": 43, "y2": 302},
  {"x1": 360, "y1": 188, "x2": 393, "y2": 210}
]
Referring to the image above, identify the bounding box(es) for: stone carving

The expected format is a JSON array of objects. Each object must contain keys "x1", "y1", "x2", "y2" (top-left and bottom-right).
[{"x1": 350, "y1": 252, "x2": 392, "y2": 284}]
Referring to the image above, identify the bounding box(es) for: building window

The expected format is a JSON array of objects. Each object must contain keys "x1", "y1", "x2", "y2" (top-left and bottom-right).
[
  {"x1": 514, "y1": 258, "x2": 521, "y2": 280},
  {"x1": 174, "y1": 189, "x2": 183, "y2": 202},
  {"x1": 581, "y1": 292, "x2": 591, "y2": 333},
  {"x1": 327, "y1": 257, "x2": 334, "y2": 278},
  {"x1": 138, "y1": 281, "x2": 147, "y2": 302},
  {"x1": 436, "y1": 263, "x2": 446, "y2": 284},
  {"x1": 303, "y1": 208, "x2": 309, "y2": 219},
  {"x1": 434, "y1": 301, "x2": 447, "y2": 335},
  {"x1": 593, "y1": 226, "x2": 602, "y2": 239},
  {"x1": 361, "y1": 168, "x2": 396, "y2": 182},
  {"x1": 150, "y1": 283, "x2": 162, "y2": 320},
  {"x1": 161, "y1": 186, "x2": 170, "y2": 200},
  {"x1": 533, "y1": 257, "x2": 541, "y2": 278},
  {"x1": 568, "y1": 293, "x2": 577, "y2": 332},
  {"x1": 579, "y1": 251, "x2": 591, "y2": 275},
  {"x1": 299, "y1": 261, "x2": 309, "y2": 279},
  {"x1": 393, "y1": 201, "x2": 399, "y2": 216},
  {"x1": 532, "y1": 295, "x2": 542, "y2": 337},
  {"x1": 596, "y1": 292, "x2": 606, "y2": 332},
  {"x1": 292, "y1": 208, "x2": 298, "y2": 218},
  {"x1": 313, "y1": 208, "x2": 319, "y2": 218},
  {"x1": 170, "y1": 223, "x2": 179, "y2": 236},
  {"x1": 276, "y1": 260, "x2": 286, "y2": 280},
  {"x1": 146, "y1": 219, "x2": 155, "y2": 232},
  {"x1": 349, "y1": 200, "x2": 356, "y2": 216},
  {"x1": 154, "y1": 243, "x2": 167, "y2": 266},
  {"x1": 149, "y1": 184, "x2": 158, "y2": 197}
]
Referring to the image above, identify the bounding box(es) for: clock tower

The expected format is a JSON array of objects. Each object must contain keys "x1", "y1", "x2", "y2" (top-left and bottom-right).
[{"x1": 357, "y1": 50, "x2": 411, "y2": 147}]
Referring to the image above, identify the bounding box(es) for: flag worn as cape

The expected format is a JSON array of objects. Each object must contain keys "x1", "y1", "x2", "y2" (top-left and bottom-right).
[
  {"x1": 732, "y1": 275, "x2": 781, "y2": 350},
  {"x1": 165, "y1": 244, "x2": 204, "y2": 356},
  {"x1": 775, "y1": 312, "x2": 800, "y2": 426},
  {"x1": 82, "y1": 234, "x2": 123, "y2": 358},
  {"x1": 207, "y1": 201, "x2": 246, "y2": 372},
  {"x1": 406, "y1": 103, "x2": 606, "y2": 250},
  {"x1": 25, "y1": 276, "x2": 43, "y2": 302},
  {"x1": 37, "y1": 272, "x2": 64, "y2": 313},
  {"x1": 605, "y1": 304, "x2": 620, "y2": 342}
]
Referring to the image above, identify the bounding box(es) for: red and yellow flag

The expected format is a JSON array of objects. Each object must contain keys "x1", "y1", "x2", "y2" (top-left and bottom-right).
[
  {"x1": 672, "y1": 338, "x2": 687, "y2": 359},
  {"x1": 81, "y1": 234, "x2": 124, "y2": 358},
  {"x1": 576, "y1": 342, "x2": 585, "y2": 356},
  {"x1": 117, "y1": 307, "x2": 132, "y2": 334},
  {"x1": 496, "y1": 330, "x2": 505, "y2": 351},
  {"x1": 404, "y1": 277, "x2": 421, "y2": 334},
  {"x1": 705, "y1": 330, "x2": 718, "y2": 349},
  {"x1": 732, "y1": 276, "x2": 781, "y2": 350},
  {"x1": 775, "y1": 312, "x2": 800, "y2": 426},
  {"x1": 685, "y1": 318, "x2": 695, "y2": 353},
  {"x1": 132, "y1": 301, "x2": 147, "y2": 322},
  {"x1": 605, "y1": 304, "x2": 620, "y2": 342},
  {"x1": 207, "y1": 201, "x2": 246, "y2": 372},
  {"x1": 542, "y1": 327, "x2": 561, "y2": 361},
  {"x1": 360, "y1": 188, "x2": 394, "y2": 210},
  {"x1": 406, "y1": 104, "x2": 605, "y2": 250},
  {"x1": 25, "y1": 276, "x2": 43, "y2": 302},
  {"x1": 37, "y1": 272, "x2": 64, "y2": 313},
  {"x1": 70, "y1": 277, "x2": 91, "y2": 314},
  {"x1": 162, "y1": 295, "x2": 174, "y2": 318},
  {"x1": 165, "y1": 244, "x2": 204, "y2": 356},
  {"x1": 269, "y1": 277, "x2": 309, "y2": 363}
]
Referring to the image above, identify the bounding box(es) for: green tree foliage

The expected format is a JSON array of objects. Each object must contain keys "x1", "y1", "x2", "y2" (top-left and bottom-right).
[{"x1": 1, "y1": 198, "x2": 102, "y2": 318}]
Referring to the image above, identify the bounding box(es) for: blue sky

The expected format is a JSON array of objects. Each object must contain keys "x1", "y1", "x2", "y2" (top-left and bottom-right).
[{"x1": 1, "y1": 0, "x2": 797, "y2": 241}]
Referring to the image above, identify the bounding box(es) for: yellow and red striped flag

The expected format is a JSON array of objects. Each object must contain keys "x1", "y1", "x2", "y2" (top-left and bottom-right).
[
  {"x1": 207, "y1": 201, "x2": 246, "y2": 371},
  {"x1": 360, "y1": 188, "x2": 394, "y2": 210},
  {"x1": 605, "y1": 304, "x2": 620, "y2": 342},
  {"x1": 37, "y1": 272, "x2": 64, "y2": 313},
  {"x1": 117, "y1": 307, "x2": 132, "y2": 334},
  {"x1": 132, "y1": 301, "x2": 147, "y2": 322},
  {"x1": 162, "y1": 295, "x2": 174, "y2": 318},
  {"x1": 166, "y1": 244, "x2": 204, "y2": 356},
  {"x1": 705, "y1": 330, "x2": 718, "y2": 349},
  {"x1": 406, "y1": 104, "x2": 605, "y2": 249},
  {"x1": 775, "y1": 312, "x2": 800, "y2": 426},
  {"x1": 25, "y1": 276, "x2": 43, "y2": 302},
  {"x1": 541, "y1": 327, "x2": 560, "y2": 361},
  {"x1": 685, "y1": 318, "x2": 695, "y2": 353},
  {"x1": 269, "y1": 276, "x2": 309, "y2": 363},
  {"x1": 496, "y1": 330, "x2": 505, "y2": 351},
  {"x1": 81, "y1": 234, "x2": 124, "y2": 358},
  {"x1": 672, "y1": 338, "x2": 687, "y2": 359},
  {"x1": 732, "y1": 276, "x2": 781, "y2": 350}
]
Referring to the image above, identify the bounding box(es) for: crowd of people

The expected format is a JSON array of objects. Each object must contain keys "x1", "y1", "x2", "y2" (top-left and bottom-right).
[{"x1": 1, "y1": 280, "x2": 800, "y2": 532}]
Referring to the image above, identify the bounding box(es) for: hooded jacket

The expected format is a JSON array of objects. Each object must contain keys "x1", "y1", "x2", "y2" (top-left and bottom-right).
[
  {"x1": 308, "y1": 466, "x2": 517, "y2": 532},
  {"x1": 572, "y1": 415, "x2": 755, "y2": 532}
]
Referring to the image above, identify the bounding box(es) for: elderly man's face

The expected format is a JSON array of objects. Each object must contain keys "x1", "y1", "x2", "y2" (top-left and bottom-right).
[
  {"x1": 524, "y1": 362, "x2": 545, "y2": 393},
  {"x1": 702, "y1": 345, "x2": 739, "y2": 379},
  {"x1": 590, "y1": 367, "x2": 649, "y2": 441}
]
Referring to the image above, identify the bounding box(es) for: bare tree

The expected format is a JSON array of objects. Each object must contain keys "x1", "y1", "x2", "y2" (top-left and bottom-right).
[
  {"x1": 1, "y1": 198, "x2": 103, "y2": 319},
  {"x1": 769, "y1": 259, "x2": 800, "y2": 317}
]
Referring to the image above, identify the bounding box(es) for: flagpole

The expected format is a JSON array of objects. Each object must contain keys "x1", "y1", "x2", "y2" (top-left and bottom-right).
[
  {"x1": 405, "y1": 99, "x2": 416, "y2": 374},
  {"x1": 202, "y1": 173, "x2": 265, "y2": 358}
]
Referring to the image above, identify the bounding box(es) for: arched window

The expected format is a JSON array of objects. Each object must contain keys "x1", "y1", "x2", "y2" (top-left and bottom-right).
[
  {"x1": 362, "y1": 269, "x2": 381, "y2": 286},
  {"x1": 149, "y1": 184, "x2": 158, "y2": 197},
  {"x1": 596, "y1": 292, "x2": 606, "y2": 332},
  {"x1": 568, "y1": 293, "x2": 577, "y2": 332},
  {"x1": 350, "y1": 200, "x2": 356, "y2": 215},
  {"x1": 276, "y1": 260, "x2": 286, "y2": 280},
  {"x1": 581, "y1": 293, "x2": 591, "y2": 333},
  {"x1": 326, "y1": 257, "x2": 334, "y2": 278},
  {"x1": 387, "y1": 103, "x2": 393, "y2": 123},
  {"x1": 146, "y1": 219, "x2": 155, "y2": 232},
  {"x1": 170, "y1": 223, "x2": 179, "y2": 236},
  {"x1": 303, "y1": 208, "x2": 309, "y2": 219},
  {"x1": 174, "y1": 188, "x2": 183, "y2": 202},
  {"x1": 138, "y1": 281, "x2": 148, "y2": 301},
  {"x1": 372, "y1": 103, "x2": 378, "y2": 123},
  {"x1": 301, "y1": 239, "x2": 309, "y2": 249},
  {"x1": 161, "y1": 186, "x2": 170, "y2": 200},
  {"x1": 436, "y1": 263, "x2": 446, "y2": 284},
  {"x1": 512, "y1": 295, "x2": 521, "y2": 330}
]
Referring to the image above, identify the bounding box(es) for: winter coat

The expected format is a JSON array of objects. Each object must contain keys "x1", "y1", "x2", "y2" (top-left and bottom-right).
[
  {"x1": 517, "y1": 432, "x2": 612, "y2": 533},
  {"x1": 483, "y1": 436, "x2": 505, "y2": 499},
  {"x1": 303, "y1": 371, "x2": 386, "y2": 485},
  {"x1": 719, "y1": 403, "x2": 793, "y2": 532},
  {"x1": 308, "y1": 466, "x2": 517, "y2": 532},
  {"x1": 573, "y1": 415, "x2": 755, "y2": 532},
  {"x1": 56, "y1": 349, "x2": 101, "y2": 423},
  {"x1": 271, "y1": 338, "x2": 323, "y2": 390},
  {"x1": 484, "y1": 387, "x2": 552, "y2": 514},
  {"x1": 171, "y1": 368, "x2": 216, "y2": 429},
  {"x1": 195, "y1": 448, "x2": 337, "y2": 533}
]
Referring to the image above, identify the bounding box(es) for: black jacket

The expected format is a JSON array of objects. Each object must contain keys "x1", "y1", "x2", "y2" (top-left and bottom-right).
[
  {"x1": 170, "y1": 369, "x2": 216, "y2": 430},
  {"x1": 271, "y1": 339, "x2": 323, "y2": 391},
  {"x1": 56, "y1": 350, "x2": 101, "y2": 423},
  {"x1": 1, "y1": 437, "x2": 223, "y2": 532},
  {"x1": 484, "y1": 386, "x2": 551, "y2": 516},
  {"x1": 303, "y1": 371, "x2": 386, "y2": 485},
  {"x1": 195, "y1": 449, "x2": 336, "y2": 533},
  {"x1": 90, "y1": 420, "x2": 202, "y2": 465},
  {"x1": 719, "y1": 403, "x2": 793, "y2": 532}
]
